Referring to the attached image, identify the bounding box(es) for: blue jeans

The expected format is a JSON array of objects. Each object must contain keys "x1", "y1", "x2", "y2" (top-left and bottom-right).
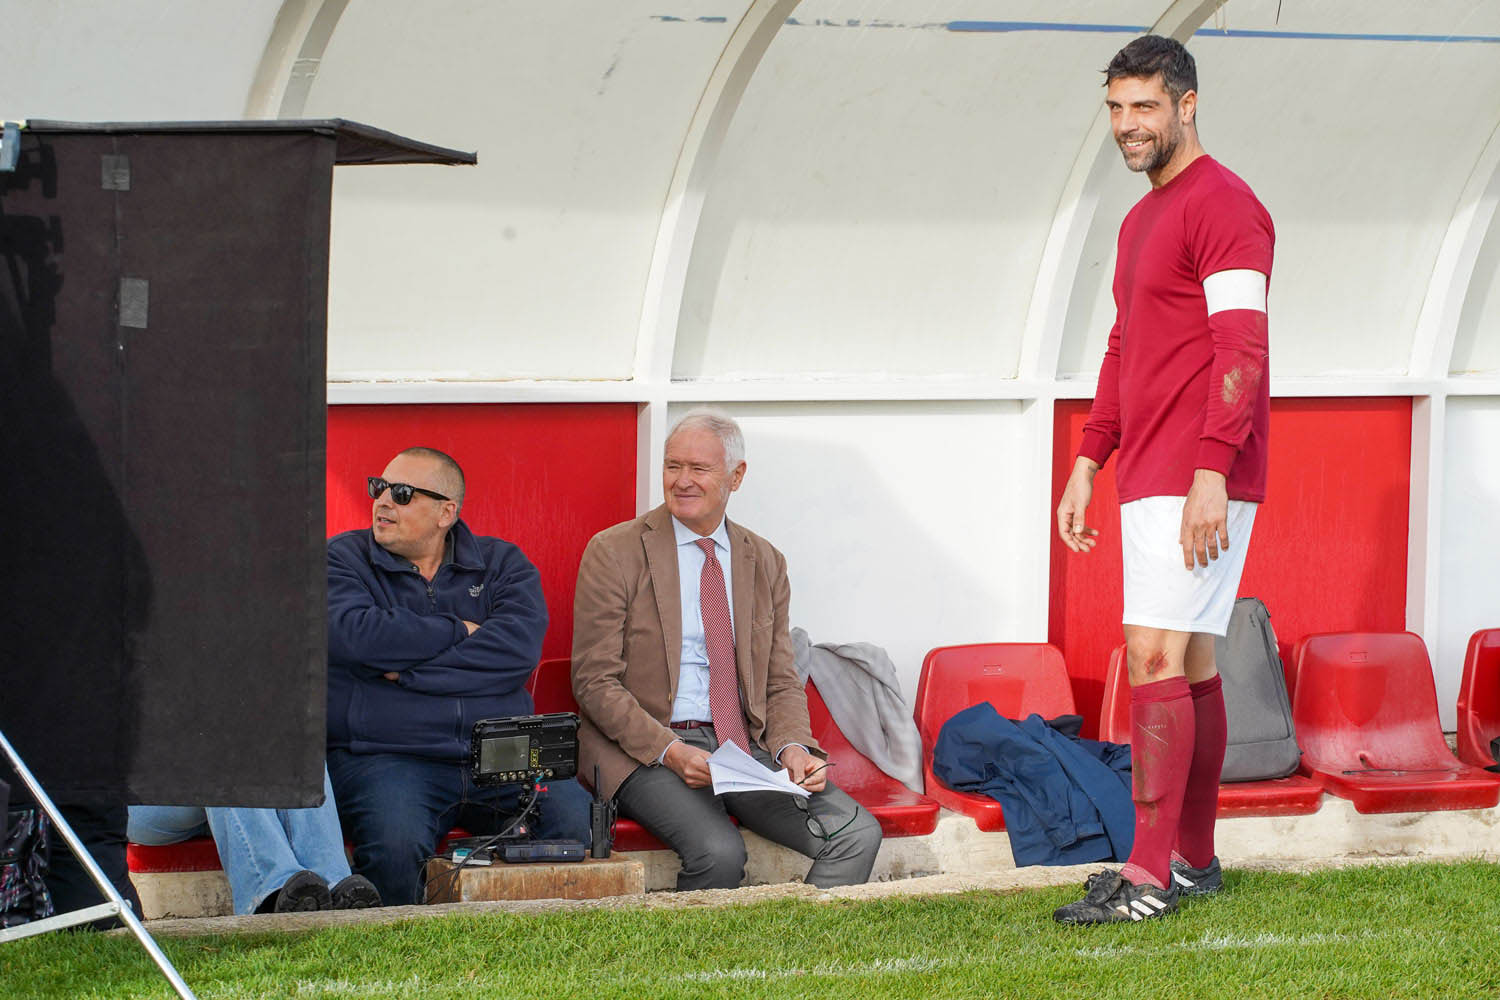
[
  {"x1": 326, "y1": 749, "x2": 592, "y2": 906},
  {"x1": 127, "y1": 767, "x2": 351, "y2": 915}
]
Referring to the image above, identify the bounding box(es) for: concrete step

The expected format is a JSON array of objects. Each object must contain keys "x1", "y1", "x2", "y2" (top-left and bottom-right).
[{"x1": 129, "y1": 797, "x2": 1500, "y2": 920}]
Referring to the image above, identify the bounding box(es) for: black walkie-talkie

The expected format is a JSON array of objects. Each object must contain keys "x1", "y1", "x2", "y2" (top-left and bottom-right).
[{"x1": 589, "y1": 764, "x2": 614, "y2": 859}]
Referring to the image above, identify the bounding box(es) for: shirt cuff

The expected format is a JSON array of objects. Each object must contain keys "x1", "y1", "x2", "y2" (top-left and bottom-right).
[
  {"x1": 1078, "y1": 430, "x2": 1116, "y2": 468},
  {"x1": 1196, "y1": 439, "x2": 1239, "y2": 478},
  {"x1": 654, "y1": 738, "x2": 681, "y2": 766},
  {"x1": 774, "y1": 743, "x2": 809, "y2": 764}
]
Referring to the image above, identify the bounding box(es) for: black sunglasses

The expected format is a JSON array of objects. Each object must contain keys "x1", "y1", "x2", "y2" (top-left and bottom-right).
[{"x1": 367, "y1": 476, "x2": 450, "y2": 505}]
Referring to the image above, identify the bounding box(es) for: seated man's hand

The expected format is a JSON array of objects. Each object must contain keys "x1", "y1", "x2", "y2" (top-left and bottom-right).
[
  {"x1": 382, "y1": 671, "x2": 399, "y2": 682},
  {"x1": 663, "y1": 740, "x2": 713, "y2": 788},
  {"x1": 780, "y1": 745, "x2": 827, "y2": 793},
  {"x1": 462, "y1": 620, "x2": 481, "y2": 635}
]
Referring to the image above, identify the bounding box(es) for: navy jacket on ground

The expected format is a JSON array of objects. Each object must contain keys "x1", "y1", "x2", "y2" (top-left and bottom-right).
[
  {"x1": 326, "y1": 520, "x2": 548, "y2": 761},
  {"x1": 933, "y1": 703, "x2": 1133, "y2": 867}
]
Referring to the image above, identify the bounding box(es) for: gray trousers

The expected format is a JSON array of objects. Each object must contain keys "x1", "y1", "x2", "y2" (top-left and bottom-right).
[{"x1": 614, "y1": 725, "x2": 883, "y2": 891}]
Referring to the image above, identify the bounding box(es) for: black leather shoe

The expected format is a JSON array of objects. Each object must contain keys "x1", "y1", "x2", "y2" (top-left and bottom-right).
[
  {"x1": 264, "y1": 870, "x2": 331, "y2": 913},
  {"x1": 330, "y1": 874, "x2": 381, "y2": 909}
]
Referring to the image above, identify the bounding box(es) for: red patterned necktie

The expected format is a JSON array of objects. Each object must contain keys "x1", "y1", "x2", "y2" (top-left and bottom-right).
[{"x1": 696, "y1": 537, "x2": 749, "y2": 751}]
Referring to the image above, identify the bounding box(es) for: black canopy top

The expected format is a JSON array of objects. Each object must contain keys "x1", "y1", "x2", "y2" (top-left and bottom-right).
[{"x1": 20, "y1": 118, "x2": 477, "y2": 166}]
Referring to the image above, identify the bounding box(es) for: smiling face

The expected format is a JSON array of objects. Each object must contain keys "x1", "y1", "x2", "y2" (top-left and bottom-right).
[
  {"x1": 1106, "y1": 72, "x2": 1196, "y2": 182},
  {"x1": 370, "y1": 452, "x2": 459, "y2": 563},
  {"x1": 662, "y1": 426, "x2": 745, "y2": 537}
]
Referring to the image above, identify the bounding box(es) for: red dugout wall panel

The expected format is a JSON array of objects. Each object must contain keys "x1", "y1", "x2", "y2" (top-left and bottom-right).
[
  {"x1": 1049, "y1": 397, "x2": 1412, "y2": 734},
  {"x1": 326, "y1": 403, "x2": 638, "y2": 661}
]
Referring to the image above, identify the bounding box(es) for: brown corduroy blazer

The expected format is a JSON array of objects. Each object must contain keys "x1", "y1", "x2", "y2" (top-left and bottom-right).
[{"x1": 570, "y1": 504, "x2": 821, "y2": 800}]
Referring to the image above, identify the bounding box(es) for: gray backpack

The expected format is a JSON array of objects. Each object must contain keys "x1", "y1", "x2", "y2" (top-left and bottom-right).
[{"x1": 1216, "y1": 598, "x2": 1300, "y2": 782}]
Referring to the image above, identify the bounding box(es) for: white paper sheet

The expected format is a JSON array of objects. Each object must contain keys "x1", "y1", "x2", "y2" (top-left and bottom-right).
[{"x1": 706, "y1": 740, "x2": 812, "y2": 798}]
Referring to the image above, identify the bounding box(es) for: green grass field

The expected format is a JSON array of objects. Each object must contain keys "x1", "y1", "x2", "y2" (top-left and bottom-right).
[{"x1": 5, "y1": 861, "x2": 1499, "y2": 999}]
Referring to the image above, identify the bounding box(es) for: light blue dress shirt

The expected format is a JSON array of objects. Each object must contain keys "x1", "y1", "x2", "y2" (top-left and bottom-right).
[{"x1": 669, "y1": 514, "x2": 733, "y2": 723}]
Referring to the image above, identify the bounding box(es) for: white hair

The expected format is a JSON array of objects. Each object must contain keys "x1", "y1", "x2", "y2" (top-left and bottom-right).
[{"x1": 666, "y1": 408, "x2": 745, "y2": 469}]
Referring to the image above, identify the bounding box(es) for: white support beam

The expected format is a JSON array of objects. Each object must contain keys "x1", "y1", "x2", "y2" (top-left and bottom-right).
[
  {"x1": 1410, "y1": 118, "x2": 1500, "y2": 379},
  {"x1": 1405, "y1": 116, "x2": 1500, "y2": 660},
  {"x1": 327, "y1": 380, "x2": 651, "y2": 405},
  {"x1": 244, "y1": 0, "x2": 350, "y2": 119},
  {"x1": 629, "y1": 0, "x2": 799, "y2": 514},
  {"x1": 1013, "y1": 394, "x2": 1059, "y2": 643},
  {"x1": 636, "y1": 402, "x2": 668, "y2": 515},
  {"x1": 325, "y1": 374, "x2": 1449, "y2": 406},
  {"x1": 1446, "y1": 378, "x2": 1500, "y2": 396},
  {"x1": 1017, "y1": 118, "x2": 1115, "y2": 383},
  {"x1": 1407, "y1": 395, "x2": 1445, "y2": 644},
  {"x1": 631, "y1": 0, "x2": 799, "y2": 390},
  {"x1": 662, "y1": 378, "x2": 1048, "y2": 402}
]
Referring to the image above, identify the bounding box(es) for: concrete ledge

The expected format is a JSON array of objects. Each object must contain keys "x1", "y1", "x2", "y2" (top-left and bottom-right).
[
  {"x1": 132, "y1": 870, "x2": 232, "y2": 921},
  {"x1": 130, "y1": 798, "x2": 1500, "y2": 921}
]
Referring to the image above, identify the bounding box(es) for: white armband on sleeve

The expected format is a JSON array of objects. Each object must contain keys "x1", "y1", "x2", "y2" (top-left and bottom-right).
[{"x1": 1203, "y1": 269, "x2": 1268, "y2": 315}]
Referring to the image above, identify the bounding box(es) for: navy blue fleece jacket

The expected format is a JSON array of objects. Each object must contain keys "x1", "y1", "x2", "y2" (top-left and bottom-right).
[{"x1": 326, "y1": 520, "x2": 547, "y2": 761}]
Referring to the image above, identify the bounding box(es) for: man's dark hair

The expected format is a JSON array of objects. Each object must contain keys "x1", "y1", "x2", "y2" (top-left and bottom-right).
[
  {"x1": 399, "y1": 446, "x2": 466, "y2": 511},
  {"x1": 1104, "y1": 35, "x2": 1197, "y2": 105}
]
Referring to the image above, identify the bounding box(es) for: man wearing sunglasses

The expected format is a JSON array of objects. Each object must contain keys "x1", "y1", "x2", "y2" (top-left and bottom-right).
[
  {"x1": 325, "y1": 447, "x2": 591, "y2": 905},
  {"x1": 572, "y1": 410, "x2": 882, "y2": 891}
]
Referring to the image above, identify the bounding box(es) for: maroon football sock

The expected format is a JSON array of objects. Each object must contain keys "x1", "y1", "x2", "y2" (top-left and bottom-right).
[
  {"x1": 1119, "y1": 675, "x2": 1194, "y2": 891},
  {"x1": 1174, "y1": 674, "x2": 1227, "y2": 869}
]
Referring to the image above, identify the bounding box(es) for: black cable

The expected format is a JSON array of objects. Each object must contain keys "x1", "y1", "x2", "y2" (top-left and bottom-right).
[{"x1": 418, "y1": 780, "x2": 543, "y2": 902}]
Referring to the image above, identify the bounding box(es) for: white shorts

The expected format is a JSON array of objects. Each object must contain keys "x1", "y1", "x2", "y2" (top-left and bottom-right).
[{"x1": 1120, "y1": 496, "x2": 1257, "y2": 636}]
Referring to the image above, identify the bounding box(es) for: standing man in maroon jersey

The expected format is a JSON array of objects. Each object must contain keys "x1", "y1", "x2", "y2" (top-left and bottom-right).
[{"x1": 1053, "y1": 34, "x2": 1274, "y2": 925}]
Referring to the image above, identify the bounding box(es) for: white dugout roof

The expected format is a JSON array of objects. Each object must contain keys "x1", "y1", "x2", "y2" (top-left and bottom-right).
[{"x1": 7, "y1": 1, "x2": 1499, "y2": 719}]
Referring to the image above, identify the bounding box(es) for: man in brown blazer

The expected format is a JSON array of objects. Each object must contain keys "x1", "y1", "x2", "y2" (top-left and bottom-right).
[{"x1": 572, "y1": 409, "x2": 882, "y2": 890}]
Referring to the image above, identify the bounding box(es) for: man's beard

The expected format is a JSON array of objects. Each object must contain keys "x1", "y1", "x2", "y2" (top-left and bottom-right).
[{"x1": 1120, "y1": 127, "x2": 1180, "y2": 174}]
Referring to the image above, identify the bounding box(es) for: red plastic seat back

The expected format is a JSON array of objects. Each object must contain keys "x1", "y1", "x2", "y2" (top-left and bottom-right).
[
  {"x1": 528, "y1": 656, "x2": 579, "y2": 714},
  {"x1": 1457, "y1": 628, "x2": 1500, "y2": 768},
  {"x1": 1292, "y1": 632, "x2": 1456, "y2": 772},
  {"x1": 1098, "y1": 644, "x2": 1130, "y2": 744},
  {"x1": 914, "y1": 643, "x2": 1077, "y2": 749},
  {"x1": 1285, "y1": 636, "x2": 1311, "y2": 705}
]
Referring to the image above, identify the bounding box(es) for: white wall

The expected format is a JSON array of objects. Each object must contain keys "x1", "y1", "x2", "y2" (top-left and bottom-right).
[
  {"x1": 301, "y1": 1, "x2": 746, "y2": 381},
  {"x1": 1436, "y1": 397, "x2": 1500, "y2": 729},
  {"x1": 669, "y1": 401, "x2": 1037, "y2": 702}
]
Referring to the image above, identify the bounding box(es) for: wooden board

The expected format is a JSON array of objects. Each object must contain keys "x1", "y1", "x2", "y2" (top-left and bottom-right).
[{"x1": 423, "y1": 855, "x2": 645, "y2": 904}]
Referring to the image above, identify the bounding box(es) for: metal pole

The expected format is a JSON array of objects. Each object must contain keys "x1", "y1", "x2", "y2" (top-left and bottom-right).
[{"x1": 0, "y1": 729, "x2": 198, "y2": 999}]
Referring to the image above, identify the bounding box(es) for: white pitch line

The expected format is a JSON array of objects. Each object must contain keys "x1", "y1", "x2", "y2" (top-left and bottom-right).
[
  {"x1": 674, "y1": 955, "x2": 948, "y2": 983},
  {"x1": 1071, "y1": 926, "x2": 1398, "y2": 958}
]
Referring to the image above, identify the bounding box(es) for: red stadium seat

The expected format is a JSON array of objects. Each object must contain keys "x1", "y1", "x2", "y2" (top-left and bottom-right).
[
  {"x1": 527, "y1": 656, "x2": 667, "y2": 852},
  {"x1": 1284, "y1": 635, "x2": 1314, "y2": 706},
  {"x1": 1100, "y1": 644, "x2": 1131, "y2": 745},
  {"x1": 1456, "y1": 628, "x2": 1500, "y2": 770},
  {"x1": 913, "y1": 643, "x2": 1077, "y2": 832},
  {"x1": 1098, "y1": 644, "x2": 1322, "y2": 817},
  {"x1": 529, "y1": 655, "x2": 581, "y2": 714},
  {"x1": 804, "y1": 678, "x2": 939, "y2": 837},
  {"x1": 126, "y1": 838, "x2": 224, "y2": 874},
  {"x1": 1292, "y1": 632, "x2": 1500, "y2": 813}
]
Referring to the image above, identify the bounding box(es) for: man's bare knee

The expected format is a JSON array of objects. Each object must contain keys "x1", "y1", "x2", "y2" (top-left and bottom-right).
[{"x1": 1125, "y1": 630, "x2": 1185, "y2": 686}]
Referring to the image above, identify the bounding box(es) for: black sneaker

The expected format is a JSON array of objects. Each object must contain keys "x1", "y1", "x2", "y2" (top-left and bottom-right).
[
  {"x1": 1053, "y1": 870, "x2": 1178, "y2": 924},
  {"x1": 1170, "y1": 855, "x2": 1223, "y2": 897}
]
